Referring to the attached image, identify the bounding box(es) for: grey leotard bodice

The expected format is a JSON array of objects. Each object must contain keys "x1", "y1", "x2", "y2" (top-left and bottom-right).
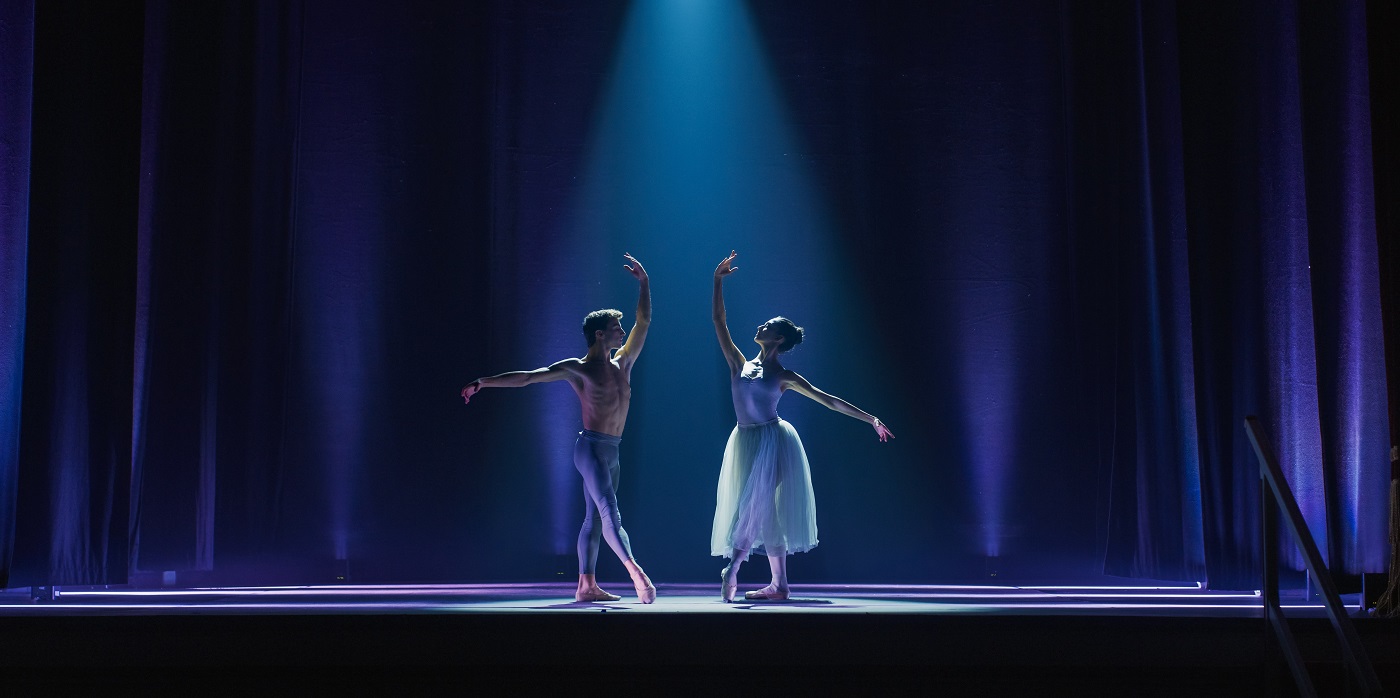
[{"x1": 731, "y1": 360, "x2": 784, "y2": 425}]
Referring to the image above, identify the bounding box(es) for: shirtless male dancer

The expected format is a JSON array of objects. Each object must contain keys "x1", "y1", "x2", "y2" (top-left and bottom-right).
[{"x1": 461, "y1": 253, "x2": 657, "y2": 603}]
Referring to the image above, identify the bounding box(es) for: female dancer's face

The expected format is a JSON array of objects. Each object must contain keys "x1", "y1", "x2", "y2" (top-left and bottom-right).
[{"x1": 754, "y1": 320, "x2": 782, "y2": 345}]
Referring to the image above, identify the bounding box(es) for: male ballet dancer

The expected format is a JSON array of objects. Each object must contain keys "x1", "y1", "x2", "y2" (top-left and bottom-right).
[{"x1": 461, "y1": 253, "x2": 657, "y2": 603}]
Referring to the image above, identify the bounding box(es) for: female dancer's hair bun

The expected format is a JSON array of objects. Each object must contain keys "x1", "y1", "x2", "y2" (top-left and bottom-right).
[{"x1": 769, "y1": 316, "x2": 804, "y2": 352}]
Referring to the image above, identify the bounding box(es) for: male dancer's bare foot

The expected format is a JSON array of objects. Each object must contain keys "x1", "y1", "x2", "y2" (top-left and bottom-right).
[
  {"x1": 743, "y1": 583, "x2": 789, "y2": 601},
  {"x1": 575, "y1": 587, "x2": 622, "y2": 602},
  {"x1": 575, "y1": 574, "x2": 621, "y2": 602},
  {"x1": 624, "y1": 559, "x2": 656, "y2": 604}
]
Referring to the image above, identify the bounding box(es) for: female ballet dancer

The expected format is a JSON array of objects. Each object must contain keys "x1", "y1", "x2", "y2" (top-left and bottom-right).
[{"x1": 710, "y1": 251, "x2": 894, "y2": 601}]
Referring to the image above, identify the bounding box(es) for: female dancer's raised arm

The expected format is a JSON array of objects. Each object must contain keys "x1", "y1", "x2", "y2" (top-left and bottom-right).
[{"x1": 712, "y1": 250, "x2": 745, "y2": 375}]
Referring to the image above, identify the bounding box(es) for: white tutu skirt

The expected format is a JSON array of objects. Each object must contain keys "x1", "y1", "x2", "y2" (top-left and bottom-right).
[{"x1": 711, "y1": 418, "x2": 819, "y2": 557}]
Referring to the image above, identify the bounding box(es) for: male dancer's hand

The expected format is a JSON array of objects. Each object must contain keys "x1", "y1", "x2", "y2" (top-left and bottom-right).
[
  {"x1": 872, "y1": 418, "x2": 895, "y2": 442},
  {"x1": 623, "y1": 252, "x2": 648, "y2": 282},
  {"x1": 461, "y1": 380, "x2": 482, "y2": 404}
]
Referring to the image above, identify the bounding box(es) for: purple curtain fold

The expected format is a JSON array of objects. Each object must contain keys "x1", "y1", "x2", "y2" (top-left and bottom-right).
[
  {"x1": 1298, "y1": 0, "x2": 1390, "y2": 575},
  {"x1": 131, "y1": 0, "x2": 307, "y2": 577},
  {"x1": 1076, "y1": 0, "x2": 1391, "y2": 588},
  {"x1": 1067, "y1": 0, "x2": 1207, "y2": 582},
  {"x1": 129, "y1": 0, "x2": 497, "y2": 582}
]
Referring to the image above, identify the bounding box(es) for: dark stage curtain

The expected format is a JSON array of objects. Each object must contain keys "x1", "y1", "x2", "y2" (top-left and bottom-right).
[
  {"x1": 3, "y1": 1, "x2": 142, "y2": 588},
  {"x1": 1060, "y1": 0, "x2": 1391, "y2": 585},
  {"x1": 0, "y1": 0, "x2": 36, "y2": 589},
  {"x1": 0, "y1": 0, "x2": 1393, "y2": 590}
]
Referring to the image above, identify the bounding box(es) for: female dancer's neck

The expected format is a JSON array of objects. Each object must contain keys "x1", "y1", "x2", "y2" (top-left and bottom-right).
[{"x1": 754, "y1": 348, "x2": 783, "y2": 365}]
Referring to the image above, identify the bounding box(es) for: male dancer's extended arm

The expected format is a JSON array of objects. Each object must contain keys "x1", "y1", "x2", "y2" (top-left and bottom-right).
[
  {"x1": 461, "y1": 360, "x2": 576, "y2": 404},
  {"x1": 712, "y1": 250, "x2": 745, "y2": 374},
  {"x1": 615, "y1": 253, "x2": 651, "y2": 368}
]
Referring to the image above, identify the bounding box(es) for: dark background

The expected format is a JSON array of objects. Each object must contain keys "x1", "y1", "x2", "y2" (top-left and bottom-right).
[{"x1": 1, "y1": 0, "x2": 1395, "y2": 591}]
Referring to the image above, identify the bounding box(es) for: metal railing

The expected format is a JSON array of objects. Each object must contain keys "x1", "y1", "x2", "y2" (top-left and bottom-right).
[{"x1": 1245, "y1": 416, "x2": 1383, "y2": 697}]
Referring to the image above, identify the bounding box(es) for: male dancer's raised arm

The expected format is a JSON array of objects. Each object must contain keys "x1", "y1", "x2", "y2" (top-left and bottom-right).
[{"x1": 613, "y1": 253, "x2": 650, "y2": 373}]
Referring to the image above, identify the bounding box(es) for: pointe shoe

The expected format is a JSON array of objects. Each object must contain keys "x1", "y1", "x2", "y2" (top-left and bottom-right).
[
  {"x1": 574, "y1": 588, "x2": 621, "y2": 602},
  {"x1": 631, "y1": 572, "x2": 657, "y2": 604},
  {"x1": 743, "y1": 585, "x2": 789, "y2": 601},
  {"x1": 720, "y1": 567, "x2": 737, "y2": 603}
]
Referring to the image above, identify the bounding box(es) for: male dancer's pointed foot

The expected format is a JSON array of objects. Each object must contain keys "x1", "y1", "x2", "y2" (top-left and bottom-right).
[
  {"x1": 575, "y1": 588, "x2": 622, "y2": 602},
  {"x1": 743, "y1": 584, "x2": 789, "y2": 601},
  {"x1": 628, "y1": 568, "x2": 656, "y2": 604},
  {"x1": 720, "y1": 566, "x2": 737, "y2": 603},
  {"x1": 633, "y1": 575, "x2": 657, "y2": 604}
]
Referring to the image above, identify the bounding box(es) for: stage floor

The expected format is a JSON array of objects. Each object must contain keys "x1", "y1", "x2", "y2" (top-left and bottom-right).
[{"x1": 0, "y1": 581, "x2": 1358, "y2": 617}]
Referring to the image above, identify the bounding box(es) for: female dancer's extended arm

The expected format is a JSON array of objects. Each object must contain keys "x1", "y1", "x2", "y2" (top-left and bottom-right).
[
  {"x1": 461, "y1": 359, "x2": 577, "y2": 404},
  {"x1": 712, "y1": 251, "x2": 745, "y2": 374},
  {"x1": 784, "y1": 372, "x2": 895, "y2": 442}
]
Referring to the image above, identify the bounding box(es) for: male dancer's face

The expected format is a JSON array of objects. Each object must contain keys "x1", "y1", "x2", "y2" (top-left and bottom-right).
[{"x1": 599, "y1": 317, "x2": 626, "y2": 351}]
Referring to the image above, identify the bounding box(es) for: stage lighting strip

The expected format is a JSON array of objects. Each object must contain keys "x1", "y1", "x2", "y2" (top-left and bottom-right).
[
  {"x1": 0, "y1": 602, "x2": 1330, "y2": 614},
  {"x1": 30, "y1": 582, "x2": 1268, "y2": 606}
]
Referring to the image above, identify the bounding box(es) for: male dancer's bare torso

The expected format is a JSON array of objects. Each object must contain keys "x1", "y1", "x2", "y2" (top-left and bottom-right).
[{"x1": 552, "y1": 356, "x2": 633, "y2": 437}]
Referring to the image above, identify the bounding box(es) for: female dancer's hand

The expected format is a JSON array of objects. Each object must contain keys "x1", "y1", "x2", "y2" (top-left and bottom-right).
[
  {"x1": 715, "y1": 250, "x2": 739, "y2": 279},
  {"x1": 872, "y1": 418, "x2": 895, "y2": 442}
]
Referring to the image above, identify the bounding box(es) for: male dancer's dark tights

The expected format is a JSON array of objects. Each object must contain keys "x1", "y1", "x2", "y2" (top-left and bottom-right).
[{"x1": 574, "y1": 430, "x2": 633, "y2": 574}]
